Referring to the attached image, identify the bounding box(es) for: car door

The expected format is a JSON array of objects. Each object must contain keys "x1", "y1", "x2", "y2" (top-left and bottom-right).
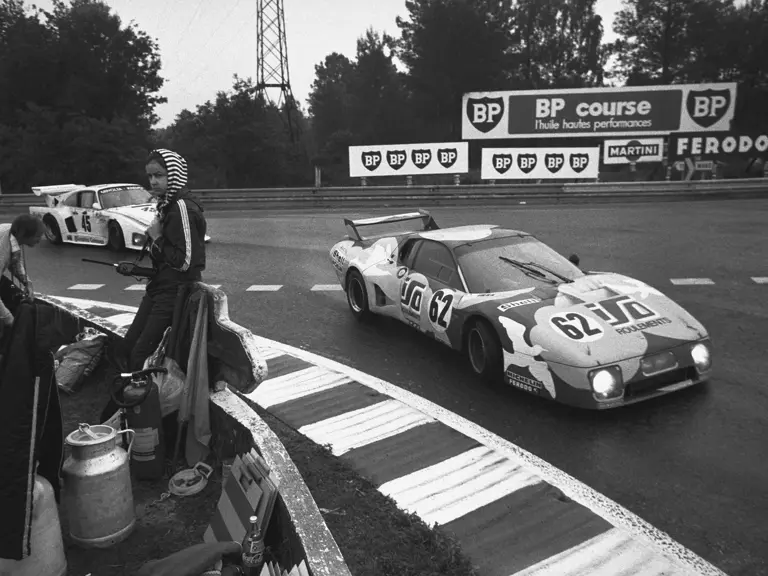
[
  {"x1": 70, "y1": 190, "x2": 97, "y2": 242},
  {"x1": 398, "y1": 239, "x2": 466, "y2": 336}
]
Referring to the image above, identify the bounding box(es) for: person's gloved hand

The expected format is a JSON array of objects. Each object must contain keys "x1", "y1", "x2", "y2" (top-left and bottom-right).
[
  {"x1": 116, "y1": 262, "x2": 135, "y2": 276},
  {"x1": 135, "y1": 541, "x2": 243, "y2": 576}
]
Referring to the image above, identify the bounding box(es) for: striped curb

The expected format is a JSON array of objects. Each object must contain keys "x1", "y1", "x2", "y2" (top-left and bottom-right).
[{"x1": 50, "y1": 296, "x2": 727, "y2": 576}]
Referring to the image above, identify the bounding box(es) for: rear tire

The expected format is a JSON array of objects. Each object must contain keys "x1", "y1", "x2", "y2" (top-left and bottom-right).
[
  {"x1": 466, "y1": 319, "x2": 503, "y2": 383},
  {"x1": 346, "y1": 269, "x2": 371, "y2": 321},
  {"x1": 43, "y1": 216, "x2": 62, "y2": 244},
  {"x1": 108, "y1": 221, "x2": 125, "y2": 251}
]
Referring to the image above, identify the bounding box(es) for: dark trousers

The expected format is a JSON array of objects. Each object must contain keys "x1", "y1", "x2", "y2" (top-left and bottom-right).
[{"x1": 122, "y1": 284, "x2": 179, "y2": 371}]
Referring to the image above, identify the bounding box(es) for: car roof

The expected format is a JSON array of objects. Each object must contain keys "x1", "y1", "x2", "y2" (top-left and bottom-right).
[{"x1": 416, "y1": 224, "x2": 532, "y2": 248}]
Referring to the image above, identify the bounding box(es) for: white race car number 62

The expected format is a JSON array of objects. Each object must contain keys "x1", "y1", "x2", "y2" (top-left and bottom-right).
[{"x1": 549, "y1": 312, "x2": 604, "y2": 342}]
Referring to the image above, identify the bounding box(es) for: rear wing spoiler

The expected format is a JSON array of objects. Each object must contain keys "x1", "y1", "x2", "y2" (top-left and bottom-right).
[
  {"x1": 32, "y1": 184, "x2": 86, "y2": 207},
  {"x1": 343, "y1": 209, "x2": 439, "y2": 241}
]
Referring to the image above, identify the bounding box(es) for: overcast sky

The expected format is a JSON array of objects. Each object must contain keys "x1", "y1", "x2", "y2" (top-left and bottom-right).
[{"x1": 32, "y1": 0, "x2": 625, "y2": 127}]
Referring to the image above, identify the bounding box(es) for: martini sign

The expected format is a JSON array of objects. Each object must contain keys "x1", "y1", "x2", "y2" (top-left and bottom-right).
[{"x1": 603, "y1": 138, "x2": 665, "y2": 164}]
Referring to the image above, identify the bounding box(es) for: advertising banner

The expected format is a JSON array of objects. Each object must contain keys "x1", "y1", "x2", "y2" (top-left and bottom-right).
[
  {"x1": 481, "y1": 147, "x2": 600, "y2": 179},
  {"x1": 668, "y1": 132, "x2": 768, "y2": 160},
  {"x1": 462, "y1": 83, "x2": 737, "y2": 139},
  {"x1": 348, "y1": 142, "x2": 469, "y2": 177},
  {"x1": 603, "y1": 137, "x2": 665, "y2": 164}
]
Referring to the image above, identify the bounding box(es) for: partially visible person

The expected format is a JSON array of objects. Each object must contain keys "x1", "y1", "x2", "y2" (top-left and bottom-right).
[
  {"x1": 0, "y1": 214, "x2": 45, "y2": 332},
  {"x1": 116, "y1": 148, "x2": 207, "y2": 371}
]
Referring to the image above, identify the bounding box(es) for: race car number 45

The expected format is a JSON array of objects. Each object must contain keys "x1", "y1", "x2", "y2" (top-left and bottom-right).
[{"x1": 549, "y1": 312, "x2": 604, "y2": 342}]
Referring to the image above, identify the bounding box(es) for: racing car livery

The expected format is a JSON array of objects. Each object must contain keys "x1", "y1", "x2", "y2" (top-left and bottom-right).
[
  {"x1": 329, "y1": 210, "x2": 713, "y2": 409},
  {"x1": 29, "y1": 183, "x2": 211, "y2": 251}
]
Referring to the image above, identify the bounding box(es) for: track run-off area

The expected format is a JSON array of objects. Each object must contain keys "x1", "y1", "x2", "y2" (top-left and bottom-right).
[{"x1": 17, "y1": 198, "x2": 768, "y2": 576}]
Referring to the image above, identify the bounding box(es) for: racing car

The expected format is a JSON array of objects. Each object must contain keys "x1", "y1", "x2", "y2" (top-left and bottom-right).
[
  {"x1": 329, "y1": 210, "x2": 713, "y2": 409},
  {"x1": 29, "y1": 183, "x2": 211, "y2": 251}
]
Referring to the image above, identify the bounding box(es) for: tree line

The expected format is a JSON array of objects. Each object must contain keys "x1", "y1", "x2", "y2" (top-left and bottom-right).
[{"x1": 1, "y1": 0, "x2": 766, "y2": 194}]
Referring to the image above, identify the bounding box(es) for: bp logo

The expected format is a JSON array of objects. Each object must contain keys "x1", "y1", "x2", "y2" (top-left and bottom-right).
[
  {"x1": 466, "y1": 96, "x2": 504, "y2": 133},
  {"x1": 386, "y1": 150, "x2": 407, "y2": 170},
  {"x1": 437, "y1": 148, "x2": 458, "y2": 169},
  {"x1": 517, "y1": 153, "x2": 537, "y2": 173},
  {"x1": 569, "y1": 153, "x2": 590, "y2": 173},
  {"x1": 492, "y1": 153, "x2": 513, "y2": 174},
  {"x1": 361, "y1": 151, "x2": 381, "y2": 172},
  {"x1": 411, "y1": 149, "x2": 432, "y2": 169},
  {"x1": 686, "y1": 88, "x2": 731, "y2": 128},
  {"x1": 544, "y1": 153, "x2": 565, "y2": 173}
]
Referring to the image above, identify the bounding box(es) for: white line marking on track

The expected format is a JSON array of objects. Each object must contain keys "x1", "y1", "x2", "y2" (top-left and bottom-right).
[
  {"x1": 68, "y1": 284, "x2": 105, "y2": 290},
  {"x1": 310, "y1": 284, "x2": 343, "y2": 291},
  {"x1": 298, "y1": 399, "x2": 434, "y2": 456},
  {"x1": 751, "y1": 277, "x2": 768, "y2": 284},
  {"x1": 124, "y1": 284, "x2": 146, "y2": 291},
  {"x1": 510, "y1": 527, "x2": 683, "y2": 576},
  {"x1": 249, "y1": 334, "x2": 727, "y2": 576},
  {"x1": 247, "y1": 366, "x2": 350, "y2": 408},
  {"x1": 379, "y1": 446, "x2": 541, "y2": 528},
  {"x1": 47, "y1": 296, "x2": 139, "y2": 313},
  {"x1": 669, "y1": 278, "x2": 715, "y2": 285},
  {"x1": 246, "y1": 285, "x2": 283, "y2": 292},
  {"x1": 103, "y1": 313, "x2": 137, "y2": 328}
]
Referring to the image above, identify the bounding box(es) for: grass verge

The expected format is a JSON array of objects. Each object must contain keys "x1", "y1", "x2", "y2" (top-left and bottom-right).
[{"x1": 57, "y1": 360, "x2": 479, "y2": 576}]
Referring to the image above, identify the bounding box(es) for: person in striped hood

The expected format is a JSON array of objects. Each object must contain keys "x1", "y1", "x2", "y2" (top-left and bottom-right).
[{"x1": 118, "y1": 148, "x2": 207, "y2": 371}]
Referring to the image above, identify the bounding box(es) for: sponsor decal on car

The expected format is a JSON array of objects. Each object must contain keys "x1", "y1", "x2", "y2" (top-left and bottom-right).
[
  {"x1": 615, "y1": 317, "x2": 673, "y2": 335},
  {"x1": 505, "y1": 370, "x2": 543, "y2": 394},
  {"x1": 498, "y1": 297, "x2": 541, "y2": 312}
]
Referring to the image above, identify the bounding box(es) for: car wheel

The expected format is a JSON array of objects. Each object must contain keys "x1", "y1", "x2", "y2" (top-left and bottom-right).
[
  {"x1": 346, "y1": 269, "x2": 371, "y2": 321},
  {"x1": 108, "y1": 222, "x2": 125, "y2": 251},
  {"x1": 466, "y1": 319, "x2": 503, "y2": 382},
  {"x1": 43, "y1": 216, "x2": 62, "y2": 244}
]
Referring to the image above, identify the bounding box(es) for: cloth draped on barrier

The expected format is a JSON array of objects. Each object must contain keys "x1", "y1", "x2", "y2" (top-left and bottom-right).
[{"x1": 0, "y1": 299, "x2": 65, "y2": 561}]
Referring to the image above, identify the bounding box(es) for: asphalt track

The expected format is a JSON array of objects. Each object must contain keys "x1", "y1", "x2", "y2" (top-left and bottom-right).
[{"x1": 10, "y1": 198, "x2": 768, "y2": 576}]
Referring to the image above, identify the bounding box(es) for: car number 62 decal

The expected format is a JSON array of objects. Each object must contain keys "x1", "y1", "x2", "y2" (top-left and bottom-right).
[
  {"x1": 549, "y1": 311, "x2": 604, "y2": 342},
  {"x1": 428, "y1": 289, "x2": 454, "y2": 332}
]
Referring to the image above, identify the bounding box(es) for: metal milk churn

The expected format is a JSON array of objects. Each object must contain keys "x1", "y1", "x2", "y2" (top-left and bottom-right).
[
  {"x1": 0, "y1": 474, "x2": 67, "y2": 576},
  {"x1": 62, "y1": 423, "x2": 136, "y2": 548}
]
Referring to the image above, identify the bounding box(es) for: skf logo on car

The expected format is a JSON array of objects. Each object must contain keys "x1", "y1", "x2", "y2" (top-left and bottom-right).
[
  {"x1": 466, "y1": 96, "x2": 504, "y2": 133},
  {"x1": 387, "y1": 150, "x2": 407, "y2": 170},
  {"x1": 437, "y1": 148, "x2": 458, "y2": 168},
  {"x1": 517, "y1": 153, "x2": 537, "y2": 173},
  {"x1": 544, "y1": 153, "x2": 565, "y2": 173},
  {"x1": 498, "y1": 297, "x2": 541, "y2": 312},
  {"x1": 492, "y1": 154, "x2": 513, "y2": 174},
  {"x1": 569, "y1": 153, "x2": 590, "y2": 173},
  {"x1": 411, "y1": 149, "x2": 432, "y2": 169},
  {"x1": 686, "y1": 88, "x2": 731, "y2": 128},
  {"x1": 361, "y1": 151, "x2": 381, "y2": 171}
]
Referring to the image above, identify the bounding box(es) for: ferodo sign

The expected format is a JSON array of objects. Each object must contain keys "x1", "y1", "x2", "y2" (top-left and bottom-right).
[
  {"x1": 462, "y1": 83, "x2": 737, "y2": 139},
  {"x1": 349, "y1": 142, "x2": 469, "y2": 177},
  {"x1": 603, "y1": 137, "x2": 665, "y2": 164},
  {"x1": 481, "y1": 147, "x2": 600, "y2": 180},
  {"x1": 668, "y1": 132, "x2": 768, "y2": 160}
]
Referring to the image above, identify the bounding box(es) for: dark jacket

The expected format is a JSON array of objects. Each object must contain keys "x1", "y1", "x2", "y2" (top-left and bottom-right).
[{"x1": 148, "y1": 190, "x2": 206, "y2": 291}]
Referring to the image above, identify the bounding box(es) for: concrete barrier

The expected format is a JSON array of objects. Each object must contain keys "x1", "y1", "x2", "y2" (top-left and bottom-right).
[
  {"x1": 37, "y1": 285, "x2": 353, "y2": 576},
  {"x1": 2, "y1": 178, "x2": 765, "y2": 211}
]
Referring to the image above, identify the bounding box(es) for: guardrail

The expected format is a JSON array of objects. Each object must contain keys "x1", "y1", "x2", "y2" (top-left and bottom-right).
[
  {"x1": 37, "y1": 286, "x2": 353, "y2": 576},
  {"x1": 1, "y1": 178, "x2": 765, "y2": 210}
]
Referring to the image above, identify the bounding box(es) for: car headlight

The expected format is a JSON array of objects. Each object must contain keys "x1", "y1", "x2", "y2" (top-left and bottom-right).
[
  {"x1": 588, "y1": 365, "x2": 624, "y2": 400},
  {"x1": 691, "y1": 342, "x2": 712, "y2": 372},
  {"x1": 132, "y1": 233, "x2": 145, "y2": 246}
]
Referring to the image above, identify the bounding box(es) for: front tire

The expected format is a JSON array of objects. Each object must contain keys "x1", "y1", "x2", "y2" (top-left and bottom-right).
[
  {"x1": 108, "y1": 221, "x2": 125, "y2": 251},
  {"x1": 466, "y1": 319, "x2": 503, "y2": 383},
  {"x1": 346, "y1": 269, "x2": 371, "y2": 321},
  {"x1": 43, "y1": 216, "x2": 62, "y2": 244}
]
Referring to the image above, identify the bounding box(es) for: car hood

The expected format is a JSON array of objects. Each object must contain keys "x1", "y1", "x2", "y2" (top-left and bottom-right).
[
  {"x1": 461, "y1": 273, "x2": 709, "y2": 368},
  {"x1": 102, "y1": 204, "x2": 156, "y2": 226}
]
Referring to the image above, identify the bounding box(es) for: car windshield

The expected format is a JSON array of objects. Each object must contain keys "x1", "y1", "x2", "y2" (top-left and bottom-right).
[
  {"x1": 455, "y1": 235, "x2": 585, "y2": 293},
  {"x1": 99, "y1": 186, "x2": 153, "y2": 209}
]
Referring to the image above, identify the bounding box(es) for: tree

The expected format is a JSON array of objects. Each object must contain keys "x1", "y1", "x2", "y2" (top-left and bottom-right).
[
  {"x1": 509, "y1": 0, "x2": 606, "y2": 88},
  {"x1": 396, "y1": 0, "x2": 514, "y2": 139}
]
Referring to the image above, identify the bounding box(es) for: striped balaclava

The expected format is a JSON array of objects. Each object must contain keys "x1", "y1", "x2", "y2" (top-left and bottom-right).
[{"x1": 147, "y1": 148, "x2": 188, "y2": 214}]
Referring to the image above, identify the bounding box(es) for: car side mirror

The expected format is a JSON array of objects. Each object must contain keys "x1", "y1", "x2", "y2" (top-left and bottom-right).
[{"x1": 568, "y1": 254, "x2": 580, "y2": 267}]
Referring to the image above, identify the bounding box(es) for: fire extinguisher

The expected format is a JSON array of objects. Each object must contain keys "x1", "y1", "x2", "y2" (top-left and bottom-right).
[{"x1": 111, "y1": 366, "x2": 168, "y2": 480}]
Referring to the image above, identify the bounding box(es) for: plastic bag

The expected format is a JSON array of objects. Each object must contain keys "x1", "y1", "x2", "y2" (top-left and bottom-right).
[
  {"x1": 144, "y1": 326, "x2": 186, "y2": 417},
  {"x1": 54, "y1": 328, "x2": 107, "y2": 394}
]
